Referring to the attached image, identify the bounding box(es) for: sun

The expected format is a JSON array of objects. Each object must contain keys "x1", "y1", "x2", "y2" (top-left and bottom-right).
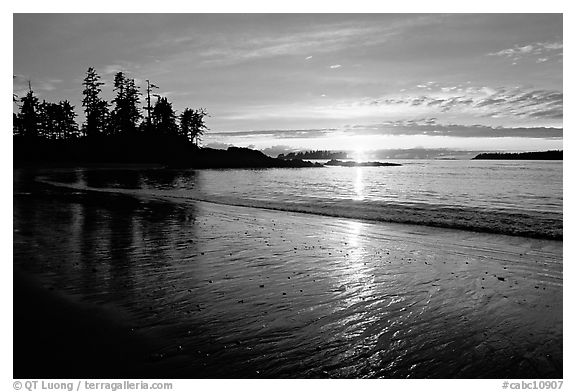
[{"x1": 351, "y1": 146, "x2": 368, "y2": 162}]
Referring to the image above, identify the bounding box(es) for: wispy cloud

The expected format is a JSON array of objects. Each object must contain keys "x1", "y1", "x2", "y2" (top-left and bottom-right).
[
  {"x1": 208, "y1": 120, "x2": 562, "y2": 141},
  {"x1": 343, "y1": 120, "x2": 562, "y2": 139},
  {"x1": 150, "y1": 15, "x2": 445, "y2": 67},
  {"x1": 487, "y1": 41, "x2": 563, "y2": 64},
  {"x1": 101, "y1": 64, "x2": 124, "y2": 75},
  {"x1": 329, "y1": 64, "x2": 342, "y2": 69},
  {"x1": 367, "y1": 85, "x2": 563, "y2": 121},
  {"x1": 196, "y1": 26, "x2": 391, "y2": 65},
  {"x1": 209, "y1": 128, "x2": 337, "y2": 139}
]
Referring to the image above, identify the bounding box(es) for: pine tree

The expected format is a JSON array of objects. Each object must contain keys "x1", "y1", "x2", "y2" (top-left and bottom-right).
[
  {"x1": 110, "y1": 72, "x2": 142, "y2": 136},
  {"x1": 82, "y1": 67, "x2": 109, "y2": 137},
  {"x1": 37, "y1": 100, "x2": 52, "y2": 139},
  {"x1": 190, "y1": 108, "x2": 209, "y2": 146},
  {"x1": 109, "y1": 72, "x2": 126, "y2": 135},
  {"x1": 151, "y1": 97, "x2": 178, "y2": 137},
  {"x1": 179, "y1": 107, "x2": 208, "y2": 145},
  {"x1": 179, "y1": 108, "x2": 194, "y2": 142},
  {"x1": 58, "y1": 100, "x2": 79, "y2": 139},
  {"x1": 123, "y1": 77, "x2": 142, "y2": 134},
  {"x1": 144, "y1": 79, "x2": 159, "y2": 132},
  {"x1": 18, "y1": 86, "x2": 40, "y2": 138}
]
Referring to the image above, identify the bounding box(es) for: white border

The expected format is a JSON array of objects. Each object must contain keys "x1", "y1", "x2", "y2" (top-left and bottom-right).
[{"x1": 4, "y1": 3, "x2": 571, "y2": 391}]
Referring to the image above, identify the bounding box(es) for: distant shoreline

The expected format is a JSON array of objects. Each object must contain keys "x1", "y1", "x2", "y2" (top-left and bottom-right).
[
  {"x1": 324, "y1": 159, "x2": 401, "y2": 167},
  {"x1": 472, "y1": 150, "x2": 562, "y2": 160}
]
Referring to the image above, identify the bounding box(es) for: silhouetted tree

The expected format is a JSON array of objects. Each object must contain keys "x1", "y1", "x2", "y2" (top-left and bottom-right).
[
  {"x1": 180, "y1": 108, "x2": 208, "y2": 146},
  {"x1": 17, "y1": 84, "x2": 40, "y2": 138},
  {"x1": 179, "y1": 108, "x2": 194, "y2": 141},
  {"x1": 14, "y1": 68, "x2": 216, "y2": 165},
  {"x1": 82, "y1": 67, "x2": 109, "y2": 137},
  {"x1": 277, "y1": 150, "x2": 347, "y2": 160},
  {"x1": 109, "y1": 72, "x2": 126, "y2": 136},
  {"x1": 110, "y1": 72, "x2": 142, "y2": 136},
  {"x1": 35, "y1": 100, "x2": 79, "y2": 140},
  {"x1": 151, "y1": 97, "x2": 178, "y2": 137},
  {"x1": 144, "y1": 79, "x2": 159, "y2": 132},
  {"x1": 37, "y1": 100, "x2": 52, "y2": 139},
  {"x1": 57, "y1": 100, "x2": 80, "y2": 139},
  {"x1": 13, "y1": 113, "x2": 19, "y2": 136},
  {"x1": 191, "y1": 108, "x2": 209, "y2": 146}
]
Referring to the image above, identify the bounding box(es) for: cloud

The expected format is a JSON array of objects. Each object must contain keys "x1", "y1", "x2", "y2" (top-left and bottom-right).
[
  {"x1": 100, "y1": 62, "x2": 140, "y2": 77},
  {"x1": 209, "y1": 128, "x2": 336, "y2": 139},
  {"x1": 195, "y1": 25, "x2": 389, "y2": 65},
  {"x1": 487, "y1": 41, "x2": 562, "y2": 63},
  {"x1": 166, "y1": 15, "x2": 445, "y2": 66},
  {"x1": 101, "y1": 64, "x2": 124, "y2": 75},
  {"x1": 349, "y1": 121, "x2": 563, "y2": 139},
  {"x1": 208, "y1": 120, "x2": 562, "y2": 141},
  {"x1": 527, "y1": 108, "x2": 563, "y2": 119},
  {"x1": 371, "y1": 148, "x2": 480, "y2": 160},
  {"x1": 367, "y1": 86, "x2": 563, "y2": 121},
  {"x1": 329, "y1": 64, "x2": 342, "y2": 69}
]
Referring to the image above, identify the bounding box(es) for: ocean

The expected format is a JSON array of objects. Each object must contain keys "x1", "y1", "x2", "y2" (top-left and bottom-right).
[{"x1": 39, "y1": 159, "x2": 563, "y2": 240}]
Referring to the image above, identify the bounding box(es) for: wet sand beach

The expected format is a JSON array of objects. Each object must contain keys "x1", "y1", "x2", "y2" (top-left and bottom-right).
[
  {"x1": 14, "y1": 269, "x2": 176, "y2": 378},
  {"x1": 13, "y1": 172, "x2": 562, "y2": 378}
]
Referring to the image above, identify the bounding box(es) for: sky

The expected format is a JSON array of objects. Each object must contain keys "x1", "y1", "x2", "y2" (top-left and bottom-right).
[{"x1": 13, "y1": 13, "x2": 563, "y2": 158}]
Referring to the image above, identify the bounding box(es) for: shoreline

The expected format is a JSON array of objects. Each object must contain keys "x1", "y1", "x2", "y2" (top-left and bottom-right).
[
  {"x1": 14, "y1": 188, "x2": 563, "y2": 378},
  {"x1": 37, "y1": 175, "x2": 563, "y2": 241}
]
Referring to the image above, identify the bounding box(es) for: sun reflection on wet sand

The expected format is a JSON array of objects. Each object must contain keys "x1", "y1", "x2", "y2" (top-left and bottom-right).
[{"x1": 338, "y1": 220, "x2": 375, "y2": 304}]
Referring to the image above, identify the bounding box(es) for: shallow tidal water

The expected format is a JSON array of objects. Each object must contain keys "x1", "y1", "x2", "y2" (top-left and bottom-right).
[{"x1": 13, "y1": 168, "x2": 562, "y2": 378}]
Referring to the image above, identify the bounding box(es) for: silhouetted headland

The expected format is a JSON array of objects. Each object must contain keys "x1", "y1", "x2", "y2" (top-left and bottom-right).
[
  {"x1": 13, "y1": 67, "x2": 323, "y2": 170},
  {"x1": 13, "y1": 137, "x2": 322, "y2": 169},
  {"x1": 472, "y1": 150, "x2": 562, "y2": 160},
  {"x1": 325, "y1": 159, "x2": 402, "y2": 167}
]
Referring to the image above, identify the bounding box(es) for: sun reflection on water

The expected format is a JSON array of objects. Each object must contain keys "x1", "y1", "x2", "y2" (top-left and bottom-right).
[{"x1": 353, "y1": 167, "x2": 364, "y2": 200}]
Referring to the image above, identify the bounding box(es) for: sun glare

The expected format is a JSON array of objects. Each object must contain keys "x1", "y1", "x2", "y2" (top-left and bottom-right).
[
  {"x1": 352, "y1": 146, "x2": 367, "y2": 162},
  {"x1": 353, "y1": 167, "x2": 364, "y2": 201}
]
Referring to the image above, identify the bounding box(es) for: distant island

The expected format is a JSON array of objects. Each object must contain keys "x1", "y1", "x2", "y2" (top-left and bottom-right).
[
  {"x1": 183, "y1": 147, "x2": 324, "y2": 169},
  {"x1": 472, "y1": 150, "x2": 562, "y2": 160},
  {"x1": 277, "y1": 150, "x2": 348, "y2": 160},
  {"x1": 324, "y1": 159, "x2": 402, "y2": 167}
]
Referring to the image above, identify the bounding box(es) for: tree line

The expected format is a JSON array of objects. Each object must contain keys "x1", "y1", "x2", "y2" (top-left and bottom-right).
[
  {"x1": 277, "y1": 150, "x2": 348, "y2": 160},
  {"x1": 13, "y1": 67, "x2": 208, "y2": 146}
]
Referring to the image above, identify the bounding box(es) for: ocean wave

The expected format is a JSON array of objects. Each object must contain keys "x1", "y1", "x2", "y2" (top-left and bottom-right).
[{"x1": 39, "y1": 178, "x2": 563, "y2": 241}]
